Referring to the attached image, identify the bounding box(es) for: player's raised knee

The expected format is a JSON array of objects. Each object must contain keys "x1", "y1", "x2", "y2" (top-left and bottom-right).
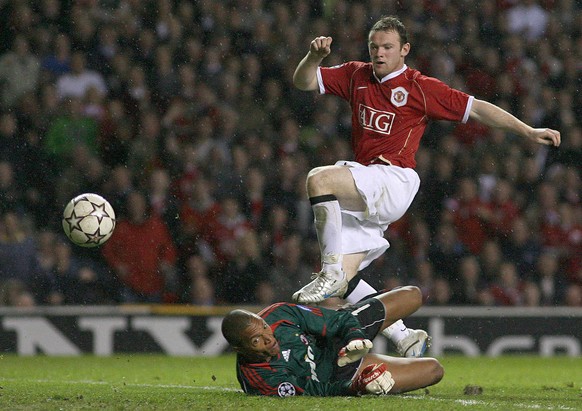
[
  {"x1": 306, "y1": 167, "x2": 333, "y2": 192},
  {"x1": 428, "y1": 358, "x2": 445, "y2": 384},
  {"x1": 400, "y1": 285, "x2": 423, "y2": 306}
]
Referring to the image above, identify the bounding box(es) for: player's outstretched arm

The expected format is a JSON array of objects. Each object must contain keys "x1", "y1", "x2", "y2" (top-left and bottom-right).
[
  {"x1": 469, "y1": 99, "x2": 561, "y2": 147},
  {"x1": 293, "y1": 36, "x2": 333, "y2": 91}
]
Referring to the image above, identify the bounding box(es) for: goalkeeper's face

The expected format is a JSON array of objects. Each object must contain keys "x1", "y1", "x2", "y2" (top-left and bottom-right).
[{"x1": 236, "y1": 315, "x2": 280, "y2": 362}]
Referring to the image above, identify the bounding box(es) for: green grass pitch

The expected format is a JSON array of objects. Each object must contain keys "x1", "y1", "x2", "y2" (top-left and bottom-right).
[{"x1": 0, "y1": 354, "x2": 580, "y2": 410}]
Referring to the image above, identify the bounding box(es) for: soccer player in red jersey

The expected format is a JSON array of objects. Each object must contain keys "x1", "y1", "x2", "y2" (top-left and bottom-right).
[{"x1": 290, "y1": 16, "x2": 560, "y2": 353}]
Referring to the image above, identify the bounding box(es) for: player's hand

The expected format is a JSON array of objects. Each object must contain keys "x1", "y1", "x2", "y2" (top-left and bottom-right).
[
  {"x1": 528, "y1": 128, "x2": 561, "y2": 147},
  {"x1": 337, "y1": 338, "x2": 373, "y2": 367},
  {"x1": 309, "y1": 36, "x2": 332, "y2": 59},
  {"x1": 351, "y1": 363, "x2": 395, "y2": 395}
]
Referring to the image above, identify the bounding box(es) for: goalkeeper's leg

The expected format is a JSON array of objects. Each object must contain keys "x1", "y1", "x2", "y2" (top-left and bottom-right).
[
  {"x1": 344, "y1": 275, "x2": 431, "y2": 357},
  {"x1": 357, "y1": 353, "x2": 444, "y2": 394}
]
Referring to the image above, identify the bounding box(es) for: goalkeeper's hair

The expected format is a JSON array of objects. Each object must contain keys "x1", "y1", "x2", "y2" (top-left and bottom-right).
[{"x1": 221, "y1": 309, "x2": 254, "y2": 348}]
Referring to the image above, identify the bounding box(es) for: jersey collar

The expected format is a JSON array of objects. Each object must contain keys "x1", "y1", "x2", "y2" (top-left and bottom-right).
[{"x1": 374, "y1": 64, "x2": 408, "y2": 83}]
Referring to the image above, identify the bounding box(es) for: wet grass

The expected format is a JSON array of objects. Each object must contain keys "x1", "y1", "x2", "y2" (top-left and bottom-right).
[{"x1": 0, "y1": 354, "x2": 580, "y2": 410}]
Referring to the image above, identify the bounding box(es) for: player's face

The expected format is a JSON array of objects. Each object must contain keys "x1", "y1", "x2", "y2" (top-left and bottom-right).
[
  {"x1": 237, "y1": 315, "x2": 280, "y2": 362},
  {"x1": 368, "y1": 30, "x2": 410, "y2": 78}
]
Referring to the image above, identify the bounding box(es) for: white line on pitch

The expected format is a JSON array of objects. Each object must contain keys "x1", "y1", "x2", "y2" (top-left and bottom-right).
[{"x1": 0, "y1": 378, "x2": 241, "y2": 392}]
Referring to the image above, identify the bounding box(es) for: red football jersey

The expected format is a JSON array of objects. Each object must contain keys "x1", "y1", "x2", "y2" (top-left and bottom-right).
[{"x1": 318, "y1": 62, "x2": 473, "y2": 168}]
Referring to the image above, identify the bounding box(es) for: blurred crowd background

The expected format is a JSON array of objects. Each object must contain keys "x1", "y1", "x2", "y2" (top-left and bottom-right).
[{"x1": 0, "y1": 0, "x2": 580, "y2": 308}]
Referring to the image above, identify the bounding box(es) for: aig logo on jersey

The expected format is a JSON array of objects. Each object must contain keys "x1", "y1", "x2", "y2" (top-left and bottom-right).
[
  {"x1": 358, "y1": 104, "x2": 395, "y2": 135},
  {"x1": 278, "y1": 382, "x2": 296, "y2": 397},
  {"x1": 390, "y1": 86, "x2": 409, "y2": 107}
]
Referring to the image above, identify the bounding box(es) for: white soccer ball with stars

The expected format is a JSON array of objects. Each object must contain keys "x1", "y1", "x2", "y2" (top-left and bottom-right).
[{"x1": 62, "y1": 193, "x2": 116, "y2": 247}]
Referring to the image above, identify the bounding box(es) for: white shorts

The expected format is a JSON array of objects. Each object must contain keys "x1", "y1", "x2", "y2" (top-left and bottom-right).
[{"x1": 335, "y1": 160, "x2": 420, "y2": 271}]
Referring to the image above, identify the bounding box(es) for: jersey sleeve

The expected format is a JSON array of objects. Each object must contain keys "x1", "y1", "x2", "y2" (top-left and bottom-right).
[
  {"x1": 417, "y1": 75, "x2": 473, "y2": 123},
  {"x1": 318, "y1": 61, "x2": 363, "y2": 100},
  {"x1": 262, "y1": 303, "x2": 366, "y2": 346},
  {"x1": 238, "y1": 362, "x2": 352, "y2": 397}
]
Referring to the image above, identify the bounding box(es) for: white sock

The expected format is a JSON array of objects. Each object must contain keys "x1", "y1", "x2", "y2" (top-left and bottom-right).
[
  {"x1": 382, "y1": 319, "x2": 411, "y2": 344},
  {"x1": 345, "y1": 279, "x2": 377, "y2": 304},
  {"x1": 346, "y1": 280, "x2": 411, "y2": 344},
  {"x1": 311, "y1": 195, "x2": 343, "y2": 279}
]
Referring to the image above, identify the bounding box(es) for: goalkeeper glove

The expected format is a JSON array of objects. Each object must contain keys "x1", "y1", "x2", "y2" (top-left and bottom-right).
[
  {"x1": 337, "y1": 338, "x2": 373, "y2": 367},
  {"x1": 351, "y1": 363, "x2": 395, "y2": 395}
]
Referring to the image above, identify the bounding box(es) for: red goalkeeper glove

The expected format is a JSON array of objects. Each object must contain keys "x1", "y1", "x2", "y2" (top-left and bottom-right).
[{"x1": 351, "y1": 363, "x2": 395, "y2": 395}]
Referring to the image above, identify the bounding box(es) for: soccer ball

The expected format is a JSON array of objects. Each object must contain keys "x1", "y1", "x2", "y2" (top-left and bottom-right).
[{"x1": 62, "y1": 193, "x2": 116, "y2": 247}]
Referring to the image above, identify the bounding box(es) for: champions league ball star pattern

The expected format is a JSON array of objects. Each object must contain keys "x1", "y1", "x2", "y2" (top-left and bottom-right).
[
  {"x1": 62, "y1": 193, "x2": 116, "y2": 247},
  {"x1": 277, "y1": 382, "x2": 296, "y2": 397}
]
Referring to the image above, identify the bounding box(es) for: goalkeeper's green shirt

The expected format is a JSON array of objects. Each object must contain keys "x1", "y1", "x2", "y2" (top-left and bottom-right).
[{"x1": 236, "y1": 302, "x2": 367, "y2": 397}]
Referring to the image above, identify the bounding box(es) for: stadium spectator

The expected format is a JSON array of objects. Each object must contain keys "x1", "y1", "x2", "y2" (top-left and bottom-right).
[
  {"x1": 447, "y1": 177, "x2": 491, "y2": 254},
  {"x1": 204, "y1": 195, "x2": 253, "y2": 267},
  {"x1": 428, "y1": 222, "x2": 467, "y2": 281},
  {"x1": 216, "y1": 229, "x2": 267, "y2": 305},
  {"x1": 485, "y1": 179, "x2": 521, "y2": 241},
  {"x1": 146, "y1": 167, "x2": 181, "y2": 240},
  {"x1": 502, "y1": 217, "x2": 541, "y2": 278},
  {"x1": 0, "y1": 111, "x2": 26, "y2": 165},
  {"x1": 563, "y1": 284, "x2": 582, "y2": 307},
  {"x1": 0, "y1": 278, "x2": 36, "y2": 307},
  {"x1": 44, "y1": 97, "x2": 100, "y2": 162},
  {"x1": 410, "y1": 260, "x2": 434, "y2": 303},
  {"x1": 46, "y1": 238, "x2": 114, "y2": 305},
  {"x1": 529, "y1": 182, "x2": 563, "y2": 251},
  {"x1": 555, "y1": 202, "x2": 582, "y2": 283},
  {"x1": 416, "y1": 152, "x2": 456, "y2": 233},
  {"x1": 535, "y1": 250, "x2": 566, "y2": 306},
  {"x1": 152, "y1": 44, "x2": 181, "y2": 109},
  {"x1": 0, "y1": 35, "x2": 40, "y2": 109},
  {"x1": 183, "y1": 253, "x2": 215, "y2": 306},
  {"x1": 489, "y1": 261, "x2": 524, "y2": 306},
  {"x1": 0, "y1": 162, "x2": 26, "y2": 217},
  {"x1": 125, "y1": 64, "x2": 152, "y2": 112},
  {"x1": 29, "y1": 229, "x2": 59, "y2": 303},
  {"x1": 505, "y1": 0, "x2": 549, "y2": 42},
  {"x1": 267, "y1": 232, "x2": 314, "y2": 302},
  {"x1": 221, "y1": 286, "x2": 443, "y2": 397},
  {"x1": 98, "y1": 98, "x2": 133, "y2": 167},
  {"x1": 55, "y1": 51, "x2": 107, "y2": 101},
  {"x1": 451, "y1": 255, "x2": 487, "y2": 305},
  {"x1": 0, "y1": 212, "x2": 37, "y2": 286},
  {"x1": 40, "y1": 33, "x2": 72, "y2": 82},
  {"x1": 53, "y1": 145, "x2": 101, "y2": 209},
  {"x1": 240, "y1": 166, "x2": 267, "y2": 230},
  {"x1": 479, "y1": 239, "x2": 505, "y2": 283},
  {"x1": 213, "y1": 144, "x2": 249, "y2": 202},
  {"x1": 0, "y1": 1, "x2": 578, "y2": 307},
  {"x1": 102, "y1": 190, "x2": 178, "y2": 303},
  {"x1": 522, "y1": 280, "x2": 542, "y2": 307},
  {"x1": 257, "y1": 203, "x2": 292, "y2": 266},
  {"x1": 127, "y1": 109, "x2": 165, "y2": 179},
  {"x1": 430, "y1": 277, "x2": 453, "y2": 306}
]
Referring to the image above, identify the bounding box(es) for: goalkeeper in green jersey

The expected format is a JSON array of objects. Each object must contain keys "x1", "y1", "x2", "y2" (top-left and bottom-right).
[{"x1": 221, "y1": 285, "x2": 443, "y2": 397}]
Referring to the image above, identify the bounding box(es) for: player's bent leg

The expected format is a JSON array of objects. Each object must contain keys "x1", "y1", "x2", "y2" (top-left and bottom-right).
[
  {"x1": 374, "y1": 286, "x2": 423, "y2": 329},
  {"x1": 306, "y1": 166, "x2": 367, "y2": 211},
  {"x1": 359, "y1": 354, "x2": 444, "y2": 394},
  {"x1": 375, "y1": 286, "x2": 431, "y2": 357}
]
